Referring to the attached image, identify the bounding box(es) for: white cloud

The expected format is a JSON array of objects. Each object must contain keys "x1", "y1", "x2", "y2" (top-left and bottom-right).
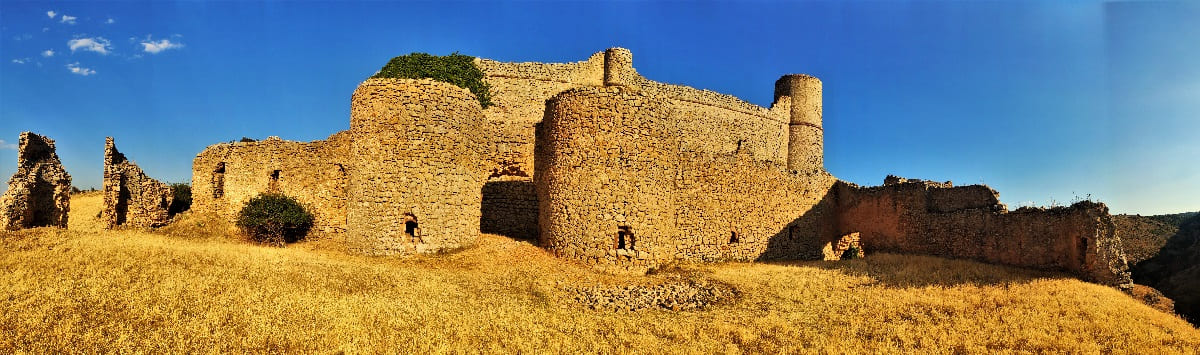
[
  {"x1": 13, "y1": 34, "x2": 32, "y2": 41},
  {"x1": 47, "y1": 11, "x2": 57, "y2": 19},
  {"x1": 66, "y1": 62, "x2": 96, "y2": 76},
  {"x1": 140, "y1": 38, "x2": 184, "y2": 54},
  {"x1": 11, "y1": 58, "x2": 29, "y2": 64},
  {"x1": 105, "y1": 18, "x2": 115, "y2": 24},
  {"x1": 42, "y1": 49, "x2": 54, "y2": 57},
  {"x1": 0, "y1": 140, "x2": 17, "y2": 150},
  {"x1": 42, "y1": 27, "x2": 50, "y2": 32},
  {"x1": 68, "y1": 37, "x2": 112, "y2": 55},
  {"x1": 60, "y1": 15, "x2": 77, "y2": 25}
]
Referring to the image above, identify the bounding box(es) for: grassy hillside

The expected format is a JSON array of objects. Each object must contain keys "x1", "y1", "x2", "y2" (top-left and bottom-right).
[{"x1": 0, "y1": 192, "x2": 1197, "y2": 353}]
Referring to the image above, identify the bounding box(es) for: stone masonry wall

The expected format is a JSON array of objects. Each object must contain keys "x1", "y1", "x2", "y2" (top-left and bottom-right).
[
  {"x1": 834, "y1": 177, "x2": 1132, "y2": 286},
  {"x1": 346, "y1": 79, "x2": 488, "y2": 255},
  {"x1": 536, "y1": 86, "x2": 837, "y2": 273},
  {"x1": 191, "y1": 132, "x2": 352, "y2": 239},
  {"x1": 0, "y1": 132, "x2": 71, "y2": 231},
  {"x1": 477, "y1": 48, "x2": 810, "y2": 240},
  {"x1": 103, "y1": 137, "x2": 174, "y2": 228}
]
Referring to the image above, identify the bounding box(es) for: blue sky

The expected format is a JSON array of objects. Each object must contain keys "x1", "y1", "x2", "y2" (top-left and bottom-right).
[{"x1": 1, "y1": 1, "x2": 1197, "y2": 215}]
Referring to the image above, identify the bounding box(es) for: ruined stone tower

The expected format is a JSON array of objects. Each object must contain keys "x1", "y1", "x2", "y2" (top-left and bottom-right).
[
  {"x1": 775, "y1": 74, "x2": 824, "y2": 171},
  {"x1": 103, "y1": 137, "x2": 175, "y2": 229},
  {"x1": 0, "y1": 132, "x2": 72, "y2": 230}
]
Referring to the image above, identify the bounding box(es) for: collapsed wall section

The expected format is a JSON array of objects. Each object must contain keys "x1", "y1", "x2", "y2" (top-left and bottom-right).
[
  {"x1": 0, "y1": 132, "x2": 72, "y2": 230},
  {"x1": 835, "y1": 177, "x2": 1132, "y2": 286},
  {"x1": 536, "y1": 86, "x2": 838, "y2": 273},
  {"x1": 346, "y1": 78, "x2": 488, "y2": 255},
  {"x1": 191, "y1": 132, "x2": 351, "y2": 238},
  {"x1": 103, "y1": 137, "x2": 174, "y2": 228}
]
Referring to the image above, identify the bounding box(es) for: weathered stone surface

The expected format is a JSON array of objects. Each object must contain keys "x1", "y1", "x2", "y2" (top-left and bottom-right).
[
  {"x1": 103, "y1": 137, "x2": 174, "y2": 228},
  {"x1": 567, "y1": 277, "x2": 740, "y2": 312},
  {"x1": 0, "y1": 132, "x2": 72, "y2": 230},
  {"x1": 835, "y1": 177, "x2": 1132, "y2": 286}
]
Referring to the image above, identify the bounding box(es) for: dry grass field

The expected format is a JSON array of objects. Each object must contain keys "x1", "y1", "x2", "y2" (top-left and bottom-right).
[{"x1": 1, "y1": 192, "x2": 1198, "y2": 353}]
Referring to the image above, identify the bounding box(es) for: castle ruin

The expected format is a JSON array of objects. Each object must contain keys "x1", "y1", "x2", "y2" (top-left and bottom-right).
[
  {"x1": 0, "y1": 132, "x2": 72, "y2": 231},
  {"x1": 190, "y1": 48, "x2": 1131, "y2": 285},
  {"x1": 103, "y1": 137, "x2": 176, "y2": 229}
]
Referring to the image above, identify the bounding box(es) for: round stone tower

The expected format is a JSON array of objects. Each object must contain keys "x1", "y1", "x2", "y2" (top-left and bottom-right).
[
  {"x1": 535, "y1": 86, "x2": 677, "y2": 272},
  {"x1": 346, "y1": 78, "x2": 487, "y2": 255},
  {"x1": 774, "y1": 74, "x2": 824, "y2": 172}
]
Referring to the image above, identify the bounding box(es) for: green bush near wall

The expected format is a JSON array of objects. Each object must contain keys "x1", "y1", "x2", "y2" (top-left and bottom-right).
[{"x1": 372, "y1": 52, "x2": 493, "y2": 108}]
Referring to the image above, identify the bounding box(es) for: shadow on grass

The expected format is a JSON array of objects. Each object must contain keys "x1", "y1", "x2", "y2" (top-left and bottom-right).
[{"x1": 764, "y1": 252, "x2": 1072, "y2": 289}]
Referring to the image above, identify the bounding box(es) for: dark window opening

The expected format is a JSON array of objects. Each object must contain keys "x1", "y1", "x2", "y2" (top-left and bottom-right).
[
  {"x1": 1078, "y1": 237, "x2": 1089, "y2": 265},
  {"x1": 268, "y1": 169, "x2": 281, "y2": 192},
  {"x1": 404, "y1": 212, "x2": 423, "y2": 243},
  {"x1": 729, "y1": 231, "x2": 739, "y2": 244},
  {"x1": 614, "y1": 225, "x2": 634, "y2": 250},
  {"x1": 212, "y1": 162, "x2": 226, "y2": 199},
  {"x1": 114, "y1": 174, "x2": 130, "y2": 225}
]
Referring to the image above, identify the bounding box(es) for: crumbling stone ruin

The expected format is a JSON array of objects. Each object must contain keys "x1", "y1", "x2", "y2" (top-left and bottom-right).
[
  {"x1": 103, "y1": 137, "x2": 175, "y2": 229},
  {"x1": 0, "y1": 132, "x2": 72, "y2": 231},
  {"x1": 835, "y1": 176, "x2": 1131, "y2": 286},
  {"x1": 190, "y1": 48, "x2": 1131, "y2": 286}
]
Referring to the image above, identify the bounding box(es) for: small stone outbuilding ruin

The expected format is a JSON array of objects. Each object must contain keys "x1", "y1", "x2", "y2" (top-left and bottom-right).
[
  {"x1": 190, "y1": 48, "x2": 1131, "y2": 285},
  {"x1": 0, "y1": 132, "x2": 72, "y2": 231},
  {"x1": 103, "y1": 137, "x2": 175, "y2": 229}
]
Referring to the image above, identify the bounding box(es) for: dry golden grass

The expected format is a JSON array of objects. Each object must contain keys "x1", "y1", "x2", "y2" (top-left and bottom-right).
[{"x1": 1, "y1": 192, "x2": 1197, "y2": 353}]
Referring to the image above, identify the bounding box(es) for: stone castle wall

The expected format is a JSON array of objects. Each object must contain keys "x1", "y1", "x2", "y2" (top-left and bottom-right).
[
  {"x1": 477, "y1": 48, "x2": 815, "y2": 240},
  {"x1": 184, "y1": 47, "x2": 1129, "y2": 288},
  {"x1": 536, "y1": 86, "x2": 837, "y2": 273},
  {"x1": 191, "y1": 132, "x2": 352, "y2": 238},
  {"x1": 103, "y1": 137, "x2": 174, "y2": 228},
  {"x1": 834, "y1": 177, "x2": 1131, "y2": 286},
  {"x1": 0, "y1": 132, "x2": 71, "y2": 231},
  {"x1": 346, "y1": 79, "x2": 488, "y2": 254}
]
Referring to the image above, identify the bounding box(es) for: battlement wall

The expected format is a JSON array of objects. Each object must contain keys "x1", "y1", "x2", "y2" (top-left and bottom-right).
[{"x1": 835, "y1": 178, "x2": 1131, "y2": 286}]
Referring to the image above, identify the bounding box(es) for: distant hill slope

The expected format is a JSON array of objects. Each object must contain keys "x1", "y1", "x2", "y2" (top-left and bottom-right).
[
  {"x1": 1113, "y1": 215, "x2": 1179, "y2": 265},
  {"x1": 1148, "y1": 211, "x2": 1200, "y2": 227},
  {"x1": 1132, "y1": 212, "x2": 1200, "y2": 326}
]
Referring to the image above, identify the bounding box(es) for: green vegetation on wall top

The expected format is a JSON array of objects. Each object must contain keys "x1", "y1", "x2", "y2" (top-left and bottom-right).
[{"x1": 372, "y1": 52, "x2": 493, "y2": 108}]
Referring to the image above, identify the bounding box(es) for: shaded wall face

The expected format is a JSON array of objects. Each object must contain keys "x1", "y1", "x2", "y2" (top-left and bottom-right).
[
  {"x1": 347, "y1": 79, "x2": 486, "y2": 255},
  {"x1": 190, "y1": 132, "x2": 351, "y2": 238},
  {"x1": 835, "y1": 181, "x2": 1131, "y2": 286}
]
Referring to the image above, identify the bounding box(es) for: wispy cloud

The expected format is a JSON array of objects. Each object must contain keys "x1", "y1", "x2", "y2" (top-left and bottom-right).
[
  {"x1": 66, "y1": 62, "x2": 96, "y2": 76},
  {"x1": 42, "y1": 49, "x2": 54, "y2": 57},
  {"x1": 0, "y1": 140, "x2": 18, "y2": 150},
  {"x1": 60, "y1": 15, "x2": 77, "y2": 25},
  {"x1": 105, "y1": 18, "x2": 115, "y2": 24},
  {"x1": 140, "y1": 37, "x2": 184, "y2": 54},
  {"x1": 46, "y1": 11, "x2": 57, "y2": 19},
  {"x1": 11, "y1": 58, "x2": 30, "y2": 64},
  {"x1": 68, "y1": 37, "x2": 112, "y2": 55}
]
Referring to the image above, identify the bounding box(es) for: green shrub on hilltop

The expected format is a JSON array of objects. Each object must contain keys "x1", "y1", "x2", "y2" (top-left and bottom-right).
[
  {"x1": 236, "y1": 193, "x2": 314, "y2": 245},
  {"x1": 371, "y1": 52, "x2": 493, "y2": 108}
]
